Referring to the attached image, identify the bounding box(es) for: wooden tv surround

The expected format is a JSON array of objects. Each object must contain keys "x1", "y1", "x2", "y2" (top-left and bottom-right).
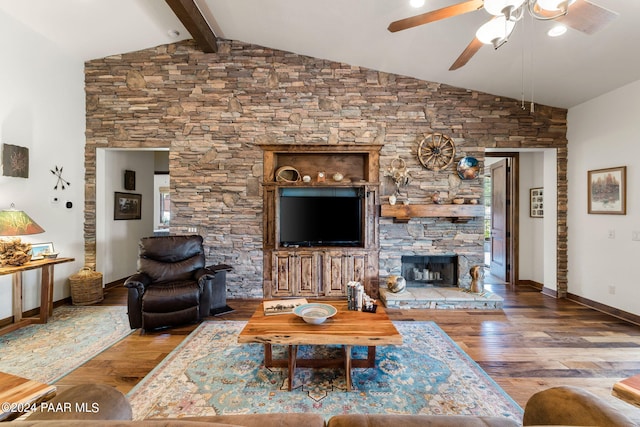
[{"x1": 260, "y1": 144, "x2": 381, "y2": 299}]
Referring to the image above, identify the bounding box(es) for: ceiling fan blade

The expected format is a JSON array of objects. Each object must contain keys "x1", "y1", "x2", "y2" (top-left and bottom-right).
[
  {"x1": 449, "y1": 37, "x2": 484, "y2": 70},
  {"x1": 556, "y1": 0, "x2": 618, "y2": 35},
  {"x1": 388, "y1": 0, "x2": 483, "y2": 32}
]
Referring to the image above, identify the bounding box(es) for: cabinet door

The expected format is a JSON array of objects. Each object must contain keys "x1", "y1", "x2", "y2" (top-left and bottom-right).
[
  {"x1": 297, "y1": 251, "x2": 320, "y2": 296},
  {"x1": 322, "y1": 250, "x2": 368, "y2": 296},
  {"x1": 272, "y1": 252, "x2": 295, "y2": 297},
  {"x1": 272, "y1": 251, "x2": 320, "y2": 297}
]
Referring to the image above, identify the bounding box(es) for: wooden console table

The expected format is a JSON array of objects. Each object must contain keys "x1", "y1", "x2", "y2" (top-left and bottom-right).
[{"x1": 0, "y1": 257, "x2": 74, "y2": 336}]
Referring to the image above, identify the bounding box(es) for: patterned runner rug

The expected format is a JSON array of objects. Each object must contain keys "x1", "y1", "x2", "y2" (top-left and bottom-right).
[
  {"x1": 129, "y1": 321, "x2": 523, "y2": 422},
  {"x1": 0, "y1": 305, "x2": 133, "y2": 383}
]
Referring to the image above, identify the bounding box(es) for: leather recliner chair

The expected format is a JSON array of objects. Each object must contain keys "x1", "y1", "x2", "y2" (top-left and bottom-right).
[{"x1": 124, "y1": 235, "x2": 227, "y2": 332}]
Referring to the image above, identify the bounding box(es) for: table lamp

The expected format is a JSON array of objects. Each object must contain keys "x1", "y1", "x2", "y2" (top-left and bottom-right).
[{"x1": 0, "y1": 203, "x2": 45, "y2": 266}]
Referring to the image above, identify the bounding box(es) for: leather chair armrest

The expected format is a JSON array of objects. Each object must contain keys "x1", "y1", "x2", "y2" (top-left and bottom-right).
[
  {"x1": 206, "y1": 263, "x2": 233, "y2": 273},
  {"x1": 124, "y1": 272, "x2": 151, "y2": 292}
]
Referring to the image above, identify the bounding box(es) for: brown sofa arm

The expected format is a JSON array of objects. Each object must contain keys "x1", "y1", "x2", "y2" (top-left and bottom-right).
[
  {"x1": 523, "y1": 385, "x2": 637, "y2": 426},
  {"x1": 327, "y1": 414, "x2": 519, "y2": 427},
  {"x1": 25, "y1": 384, "x2": 132, "y2": 421}
]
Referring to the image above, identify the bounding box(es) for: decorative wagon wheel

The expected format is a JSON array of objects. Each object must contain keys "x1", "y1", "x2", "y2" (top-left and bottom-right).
[{"x1": 417, "y1": 133, "x2": 456, "y2": 171}]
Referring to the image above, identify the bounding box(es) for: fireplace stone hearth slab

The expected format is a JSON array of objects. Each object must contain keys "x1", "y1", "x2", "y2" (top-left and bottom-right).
[{"x1": 380, "y1": 287, "x2": 503, "y2": 310}]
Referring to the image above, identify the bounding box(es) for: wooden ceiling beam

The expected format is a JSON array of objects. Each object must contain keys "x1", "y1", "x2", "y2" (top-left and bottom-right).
[{"x1": 165, "y1": 0, "x2": 218, "y2": 53}]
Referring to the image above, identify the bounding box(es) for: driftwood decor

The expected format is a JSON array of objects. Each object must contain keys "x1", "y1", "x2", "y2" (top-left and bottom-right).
[{"x1": 0, "y1": 238, "x2": 31, "y2": 266}]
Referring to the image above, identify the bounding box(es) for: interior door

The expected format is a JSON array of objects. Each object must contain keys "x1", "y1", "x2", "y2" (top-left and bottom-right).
[{"x1": 490, "y1": 159, "x2": 509, "y2": 281}]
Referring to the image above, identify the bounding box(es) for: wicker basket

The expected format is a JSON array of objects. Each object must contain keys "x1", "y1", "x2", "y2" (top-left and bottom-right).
[{"x1": 69, "y1": 267, "x2": 104, "y2": 305}]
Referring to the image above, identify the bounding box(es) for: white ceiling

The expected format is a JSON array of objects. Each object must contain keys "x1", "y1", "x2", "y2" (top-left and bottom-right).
[{"x1": 2, "y1": 0, "x2": 639, "y2": 108}]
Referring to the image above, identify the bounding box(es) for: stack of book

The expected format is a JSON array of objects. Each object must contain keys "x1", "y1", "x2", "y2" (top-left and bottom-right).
[{"x1": 346, "y1": 281, "x2": 376, "y2": 312}]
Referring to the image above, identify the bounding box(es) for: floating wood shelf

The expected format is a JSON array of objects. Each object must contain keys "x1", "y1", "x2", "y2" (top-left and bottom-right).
[{"x1": 380, "y1": 204, "x2": 484, "y2": 223}]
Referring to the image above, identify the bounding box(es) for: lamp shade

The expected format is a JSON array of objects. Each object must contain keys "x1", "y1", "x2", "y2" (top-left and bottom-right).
[
  {"x1": 476, "y1": 16, "x2": 516, "y2": 47},
  {"x1": 483, "y1": 0, "x2": 525, "y2": 16},
  {"x1": 0, "y1": 204, "x2": 45, "y2": 236}
]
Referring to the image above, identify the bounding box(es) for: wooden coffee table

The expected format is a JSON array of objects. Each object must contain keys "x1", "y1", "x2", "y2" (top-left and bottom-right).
[
  {"x1": 0, "y1": 371, "x2": 56, "y2": 421},
  {"x1": 238, "y1": 300, "x2": 402, "y2": 391}
]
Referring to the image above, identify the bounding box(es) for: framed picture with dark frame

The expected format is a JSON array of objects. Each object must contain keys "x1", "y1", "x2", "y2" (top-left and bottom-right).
[
  {"x1": 588, "y1": 166, "x2": 626, "y2": 215},
  {"x1": 124, "y1": 170, "x2": 136, "y2": 190},
  {"x1": 530, "y1": 187, "x2": 543, "y2": 218},
  {"x1": 114, "y1": 192, "x2": 142, "y2": 220}
]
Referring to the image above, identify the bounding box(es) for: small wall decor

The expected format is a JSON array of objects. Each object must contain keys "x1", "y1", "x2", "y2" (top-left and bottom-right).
[
  {"x1": 50, "y1": 166, "x2": 70, "y2": 189},
  {"x1": 1, "y1": 143, "x2": 29, "y2": 178},
  {"x1": 588, "y1": 166, "x2": 626, "y2": 215},
  {"x1": 124, "y1": 170, "x2": 136, "y2": 190},
  {"x1": 114, "y1": 192, "x2": 142, "y2": 220},
  {"x1": 417, "y1": 133, "x2": 456, "y2": 171},
  {"x1": 457, "y1": 156, "x2": 480, "y2": 180},
  {"x1": 530, "y1": 187, "x2": 543, "y2": 218}
]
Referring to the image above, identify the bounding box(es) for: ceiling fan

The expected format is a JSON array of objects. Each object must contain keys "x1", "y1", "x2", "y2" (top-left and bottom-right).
[{"x1": 388, "y1": 0, "x2": 618, "y2": 70}]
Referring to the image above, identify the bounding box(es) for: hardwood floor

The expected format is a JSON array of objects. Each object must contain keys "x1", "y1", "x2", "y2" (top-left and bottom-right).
[{"x1": 56, "y1": 283, "x2": 640, "y2": 421}]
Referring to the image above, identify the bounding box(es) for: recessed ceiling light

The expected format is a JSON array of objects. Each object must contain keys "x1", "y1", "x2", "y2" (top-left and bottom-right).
[
  {"x1": 547, "y1": 25, "x2": 567, "y2": 37},
  {"x1": 410, "y1": 0, "x2": 425, "y2": 8},
  {"x1": 168, "y1": 30, "x2": 180, "y2": 38}
]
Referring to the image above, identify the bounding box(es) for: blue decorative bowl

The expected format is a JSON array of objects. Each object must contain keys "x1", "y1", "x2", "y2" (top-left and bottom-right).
[{"x1": 293, "y1": 303, "x2": 337, "y2": 324}]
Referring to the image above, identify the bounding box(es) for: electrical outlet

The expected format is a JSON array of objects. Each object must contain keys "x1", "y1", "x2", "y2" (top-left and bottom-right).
[
  {"x1": 608, "y1": 230, "x2": 615, "y2": 239},
  {"x1": 633, "y1": 231, "x2": 640, "y2": 241},
  {"x1": 608, "y1": 285, "x2": 616, "y2": 295}
]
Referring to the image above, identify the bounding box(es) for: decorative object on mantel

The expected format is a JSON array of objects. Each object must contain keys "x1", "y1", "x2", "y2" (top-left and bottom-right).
[
  {"x1": 1, "y1": 143, "x2": 29, "y2": 178},
  {"x1": 457, "y1": 156, "x2": 480, "y2": 180},
  {"x1": 432, "y1": 192, "x2": 444, "y2": 204},
  {"x1": 275, "y1": 166, "x2": 301, "y2": 183},
  {"x1": 317, "y1": 171, "x2": 325, "y2": 182},
  {"x1": 452, "y1": 197, "x2": 465, "y2": 204},
  {"x1": 417, "y1": 133, "x2": 456, "y2": 171},
  {"x1": 0, "y1": 204, "x2": 45, "y2": 266},
  {"x1": 332, "y1": 172, "x2": 344, "y2": 182},
  {"x1": 587, "y1": 166, "x2": 626, "y2": 215},
  {"x1": 50, "y1": 165, "x2": 70, "y2": 190}
]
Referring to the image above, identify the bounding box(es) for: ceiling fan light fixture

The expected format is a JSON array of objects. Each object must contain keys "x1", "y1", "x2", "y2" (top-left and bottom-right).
[
  {"x1": 476, "y1": 16, "x2": 516, "y2": 48},
  {"x1": 534, "y1": 0, "x2": 574, "y2": 12},
  {"x1": 483, "y1": 0, "x2": 525, "y2": 17},
  {"x1": 547, "y1": 24, "x2": 567, "y2": 36},
  {"x1": 409, "y1": 0, "x2": 425, "y2": 8}
]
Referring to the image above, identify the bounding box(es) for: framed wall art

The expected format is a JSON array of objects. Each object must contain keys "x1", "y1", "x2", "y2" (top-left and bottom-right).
[
  {"x1": 2, "y1": 143, "x2": 29, "y2": 178},
  {"x1": 124, "y1": 169, "x2": 136, "y2": 190},
  {"x1": 530, "y1": 187, "x2": 543, "y2": 218},
  {"x1": 114, "y1": 192, "x2": 142, "y2": 220},
  {"x1": 588, "y1": 166, "x2": 626, "y2": 215},
  {"x1": 31, "y1": 242, "x2": 55, "y2": 260}
]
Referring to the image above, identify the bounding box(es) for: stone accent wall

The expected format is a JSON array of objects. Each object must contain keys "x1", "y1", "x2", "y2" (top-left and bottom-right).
[{"x1": 84, "y1": 40, "x2": 568, "y2": 298}]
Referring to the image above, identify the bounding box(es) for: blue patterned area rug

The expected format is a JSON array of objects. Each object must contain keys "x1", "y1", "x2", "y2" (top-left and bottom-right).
[
  {"x1": 128, "y1": 321, "x2": 523, "y2": 422},
  {"x1": 0, "y1": 305, "x2": 134, "y2": 383}
]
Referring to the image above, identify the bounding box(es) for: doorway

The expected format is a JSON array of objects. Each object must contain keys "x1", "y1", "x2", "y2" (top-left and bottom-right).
[{"x1": 484, "y1": 153, "x2": 518, "y2": 287}]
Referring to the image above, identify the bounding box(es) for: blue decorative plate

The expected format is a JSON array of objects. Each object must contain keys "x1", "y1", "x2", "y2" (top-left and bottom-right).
[
  {"x1": 293, "y1": 303, "x2": 337, "y2": 325},
  {"x1": 457, "y1": 156, "x2": 480, "y2": 180}
]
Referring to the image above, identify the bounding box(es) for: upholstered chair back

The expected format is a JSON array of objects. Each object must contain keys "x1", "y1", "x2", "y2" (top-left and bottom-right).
[{"x1": 137, "y1": 235, "x2": 205, "y2": 282}]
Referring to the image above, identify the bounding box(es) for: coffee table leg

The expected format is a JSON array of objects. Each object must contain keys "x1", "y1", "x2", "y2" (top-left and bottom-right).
[
  {"x1": 344, "y1": 345, "x2": 352, "y2": 391},
  {"x1": 288, "y1": 345, "x2": 297, "y2": 391},
  {"x1": 264, "y1": 344, "x2": 273, "y2": 367}
]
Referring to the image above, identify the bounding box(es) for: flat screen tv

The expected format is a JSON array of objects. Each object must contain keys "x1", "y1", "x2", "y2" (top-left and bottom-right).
[{"x1": 279, "y1": 188, "x2": 363, "y2": 247}]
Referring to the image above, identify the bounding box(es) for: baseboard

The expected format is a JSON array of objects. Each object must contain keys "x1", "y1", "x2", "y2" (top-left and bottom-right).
[
  {"x1": 0, "y1": 297, "x2": 71, "y2": 329},
  {"x1": 541, "y1": 287, "x2": 557, "y2": 298},
  {"x1": 567, "y1": 292, "x2": 640, "y2": 326},
  {"x1": 518, "y1": 279, "x2": 543, "y2": 291}
]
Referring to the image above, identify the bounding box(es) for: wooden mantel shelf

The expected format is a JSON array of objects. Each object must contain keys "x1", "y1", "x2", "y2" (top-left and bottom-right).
[{"x1": 380, "y1": 203, "x2": 484, "y2": 223}]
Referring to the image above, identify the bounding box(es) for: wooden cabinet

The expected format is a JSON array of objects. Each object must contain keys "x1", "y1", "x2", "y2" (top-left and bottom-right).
[
  {"x1": 260, "y1": 144, "x2": 381, "y2": 299},
  {"x1": 272, "y1": 250, "x2": 321, "y2": 297}
]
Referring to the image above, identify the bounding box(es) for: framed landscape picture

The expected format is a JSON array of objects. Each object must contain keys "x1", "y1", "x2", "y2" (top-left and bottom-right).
[
  {"x1": 31, "y1": 242, "x2": 54, "y2": 260},
  {"x1": 530, "y1": 187, "x2": 543, "y2": 218},
  {"x1": 588, "y1": 166, "x2": 626, "y2": 215},
  {"x1": 114, "y1": 192, "x2": 142, "y2": 220}
]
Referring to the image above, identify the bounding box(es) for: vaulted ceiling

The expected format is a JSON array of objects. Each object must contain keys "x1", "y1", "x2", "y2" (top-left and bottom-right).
[{"x1": 2, "y1": 0, "x2": 639, "y2": 108}]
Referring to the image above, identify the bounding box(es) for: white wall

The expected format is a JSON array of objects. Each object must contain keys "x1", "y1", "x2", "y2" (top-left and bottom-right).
[
  {"x1": 0, "y1": 10, "x2": 85, "y2": 318},
  {"x1": 519, "y1": 152, "x2": 545, "y2": 284},
  {"x1": 96, "y1": 150, "x2": 155, "y2": 284},
  {"x1": 568, "y1": 79, "x2": 640, "y2": 316}
]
